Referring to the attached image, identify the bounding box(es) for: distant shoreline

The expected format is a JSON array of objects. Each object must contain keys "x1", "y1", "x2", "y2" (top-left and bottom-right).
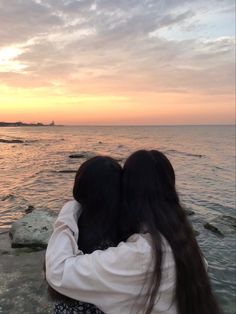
[
  {"x1": 0, "y1": 121, "x2": 57, "y2": 127},
  {"x1": 0, "y1": 122, "x2": 234, "y2": 127}
]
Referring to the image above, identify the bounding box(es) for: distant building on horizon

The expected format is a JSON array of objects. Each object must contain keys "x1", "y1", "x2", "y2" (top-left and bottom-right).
[{"x1": 49, "y1": 120, "x2": 55, "y2": 126}]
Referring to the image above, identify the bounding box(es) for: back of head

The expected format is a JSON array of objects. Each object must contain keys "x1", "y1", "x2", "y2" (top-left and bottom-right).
[
  {"x1": 73, "y1": 156, "x2": 122, "y2": 253},
  {"x1": 122, "y1": 150, "x2": 221, "y2": 314},
  {"x1": 122, "y1": 150, "x2": 178, "y2": 237}
]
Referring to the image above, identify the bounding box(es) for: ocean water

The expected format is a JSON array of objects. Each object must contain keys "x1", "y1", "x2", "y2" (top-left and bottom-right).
[{"x1": 0, "y1": 125, "x2": 235, "y2": 313}]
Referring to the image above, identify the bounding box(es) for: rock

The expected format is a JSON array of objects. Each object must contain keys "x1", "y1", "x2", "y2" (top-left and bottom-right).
[
  {"x1": 221, "y1": 215, "x2": 236, "y2": 228},
  {"x1": 0, "y1": 233, "x2": 54, "y2": 313},
  {"x1": 9, "y1": 210, "x2": 57, "y2": 248},
  {"x1": 25, "y1": 205, "x2": 35, "y2": 214},
  {"x1": 0, "y1": 139, "x2": 24, "y2": 143},
  {"x1": 184, "y1": 209, "x2": 195, "y2": 216},
  {"x1": 203, "y1": 215, "x2": 236, "y2": 237},
  {"x1": 58, "y1": 170, "x2": 77, "y2": 173},
  {"x1": 111, "y1": 155, "x2": 124, "y2": 162},
  {"x1": 194, "y1": 229, "x2": 200, "y2": 236},
  {"x1": 1, "y1": 194, "x2": 15, "y2": 201},
  {"x1": 204, "y1": 223, "x2": 224, "y2": 237},
  {"x1": 69, "y1": 151, "x2": 96, "y2": 159}
]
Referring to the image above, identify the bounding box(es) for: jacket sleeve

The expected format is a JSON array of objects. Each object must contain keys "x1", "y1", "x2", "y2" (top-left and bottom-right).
[{"x1": 45, "y1": 201, "x2": 147, "y2": 312}]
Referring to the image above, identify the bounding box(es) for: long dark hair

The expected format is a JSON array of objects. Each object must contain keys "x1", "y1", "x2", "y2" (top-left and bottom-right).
[
  {"x1": 121, "y1": 150, "x2": 221, "y2": 314},
  {"x1": 73, "y1": 156, "x2": 122, "y2": 252},
  {"x1": 46, "y1": 155, "x2": 122, "y2": 300}
]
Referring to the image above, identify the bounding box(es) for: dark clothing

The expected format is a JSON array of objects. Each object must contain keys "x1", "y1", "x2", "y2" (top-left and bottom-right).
[
  {"x1": 53, "y1": 240, "x2": 113, "y2": 314},
  {"x1": 54, "y1": 299, "x2": 104, "y2": 314}
]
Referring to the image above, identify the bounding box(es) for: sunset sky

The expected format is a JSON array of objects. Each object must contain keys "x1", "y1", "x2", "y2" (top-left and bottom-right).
[{"x1": 0, "y1": 0, "x2": 235, "y2": 125}]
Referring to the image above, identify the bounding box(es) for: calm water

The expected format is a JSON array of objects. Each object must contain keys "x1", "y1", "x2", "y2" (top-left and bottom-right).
[{"x1": 0, "y1": 125, "x2": 235, "y2": 313}]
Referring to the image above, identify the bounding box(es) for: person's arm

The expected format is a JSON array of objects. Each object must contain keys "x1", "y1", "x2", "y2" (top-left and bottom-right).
[{"x1": 45, "y1": 201, "x2": 147, "y2": 312}]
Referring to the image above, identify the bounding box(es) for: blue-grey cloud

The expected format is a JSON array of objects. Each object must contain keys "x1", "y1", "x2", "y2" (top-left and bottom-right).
[{"x1": 0, "y1": 0, "x2": 234, "y2": 94}]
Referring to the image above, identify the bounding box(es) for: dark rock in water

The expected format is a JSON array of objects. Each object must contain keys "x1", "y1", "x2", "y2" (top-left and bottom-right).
[
  {"x1": 9, "y1": 210, "x2": 57, "y2": 248},
  {"x1": 184, "y1": 209, "x2": 195, "y2": 216},
  {"x1": 58, "y1": 170, "x2": 77, "y2": 173},
  {"x1": 165, "y1": 149, "x2": 204, "y2": 158},
  {"x1": 25, "y1": 205, "x2": 35, "y2": 214},
  {"x1": 194, "y1": 229, "x2": 200, "y2": 236},
  {"x1": 1, "y1": 194, "x2": 15, "y2": 201},
  {"x1": 69, "y1": 151, "x2": 96, "y2": 159},
  {"x1": 113, "y1": 156, "x2": 124, "y2": 162},
  {"x1": 204, "y1": 223, "x2": 224, "y2": 237},
  {"x1": 221, "y1": 215, "x2": 236, "y2": 228},
  {"x1": 203, "y1": 215, "x2": 236, "y2": 237},
  {"x1": 0, "y1": 139, "x2": 24, "y2": 143}
]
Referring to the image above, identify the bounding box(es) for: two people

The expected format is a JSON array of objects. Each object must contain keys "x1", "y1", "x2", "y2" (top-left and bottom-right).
[{"x1": 46, "y1": 150, "x2": 221, "y2": 314}]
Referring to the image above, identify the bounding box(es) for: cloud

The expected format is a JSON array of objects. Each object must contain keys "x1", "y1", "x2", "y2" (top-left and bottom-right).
[{"x1": 0, "y1": 0, "x2": 234, "y2": 95}]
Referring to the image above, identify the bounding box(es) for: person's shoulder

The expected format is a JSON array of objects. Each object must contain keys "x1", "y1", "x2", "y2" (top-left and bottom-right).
[
  {"x1": 125, "y1": 233, "x2": 153, "y2": 253},
  {"x1": 62, "y1": 200, "x2": 80, "y2": 210},
  {"x1": 110, "y1": 233, "x2": 153, "y2": 264}
]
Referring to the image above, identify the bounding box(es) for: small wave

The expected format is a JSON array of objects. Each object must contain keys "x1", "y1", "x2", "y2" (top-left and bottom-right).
[
  {"x1": 164, "y1": 149, "x2": 204, "y2": 158},
  {"x1": 46, "y1": 169, "x2": 77, "y2": 174}
]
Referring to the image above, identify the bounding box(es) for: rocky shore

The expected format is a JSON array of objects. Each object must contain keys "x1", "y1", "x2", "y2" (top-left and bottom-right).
[
  {"x1": 9, "y1": 210, "x2": 57, "y2": 248},
  {"x1": 0, "y1": 205, "x2": 236, "y2": 314},
  {"x1": 0, "y1": 209, "x2": 57, "y2": 314}
]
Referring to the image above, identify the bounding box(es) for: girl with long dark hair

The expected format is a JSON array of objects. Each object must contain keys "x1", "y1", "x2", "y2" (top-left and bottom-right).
[
  {"x1": 49, "y1": 156, "x2": 122, "y2": 314},
  {"x1": 46, "y1": 150, "x2": 221, "y2": 314},
  {"x1": 120, "y1": 150, "x2": 221, "y2": 314}
]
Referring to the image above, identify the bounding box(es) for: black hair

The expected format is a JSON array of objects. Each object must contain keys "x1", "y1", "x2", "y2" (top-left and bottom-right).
[
  {"x1": 73, "y1": 156, "x2": 122, "y2": 252},
  {"x1": 121, "y1": 149, "x2": 221, "y2": 314},
  {"x1": 46, "y1": 155, "x2": 122, "y2": 302}
]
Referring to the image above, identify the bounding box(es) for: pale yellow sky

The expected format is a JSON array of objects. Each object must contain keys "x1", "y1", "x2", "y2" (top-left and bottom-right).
[{"x1": 0, "y1": 0, "x2": 235, "y2": 125}]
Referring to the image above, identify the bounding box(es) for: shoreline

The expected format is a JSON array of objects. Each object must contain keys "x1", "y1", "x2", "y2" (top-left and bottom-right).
[{"x1": 0, "y1": 122, "x2": 59, "y2": 127}]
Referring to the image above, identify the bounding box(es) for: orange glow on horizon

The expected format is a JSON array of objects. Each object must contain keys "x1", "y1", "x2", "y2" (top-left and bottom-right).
[
  {"x1": 0, "y1": 1, "x2": 234, "y2": 125},
  {"x1": 0, "y1": 85, "x2": 234, "y2": 125}
]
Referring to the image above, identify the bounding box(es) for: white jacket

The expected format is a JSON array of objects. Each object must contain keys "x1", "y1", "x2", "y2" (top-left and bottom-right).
[{"x1": 46, "y1": 200, "x2": 177, "y2": 314}]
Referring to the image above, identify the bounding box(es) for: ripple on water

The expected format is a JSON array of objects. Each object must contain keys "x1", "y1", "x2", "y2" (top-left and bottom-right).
[{"x1": 0, "y1": 125, "x2": 235, "y2": 313}]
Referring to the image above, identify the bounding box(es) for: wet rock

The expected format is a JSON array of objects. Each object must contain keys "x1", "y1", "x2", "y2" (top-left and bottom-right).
[
  {"x1": 25, "y1": 205, "x2": 35, "y2": 214},
  {"x1": 116, "y1": 158, "x2": 124, "y2": 162},
  {"x1": 69, "y1": 151, "x2": 96, "y2": 159},
  {"x1": 9, "y1": 210, "x2": 57, "y2": 248},
  {"x1": 58, "y1": 170, "x2": 77, "y2": 173},
  {"x1": 165, "y1": 149, "x2": 204, "y2": 158},
  {"x1": 184, "y1": 209, "x2": 195, "y2": 216},
  {"x1": 0, "y1": 233, "x2": 54, "y2": 313},
  {"x1": 1, "y1": 194, "x2": 15, "y2": 201},
  {"x1": 203, "y1": 215, "x2": 236, "y2": 237},
  {"x1": 222, "y1": 215, "x2": 236, "y2": 228},
  {"x1": 194, "y1": 229, "x2": 200, "y2": 236},
  {"x1": 204, "y1": 215, "x2": 236, "y2": 236},
  {"x1": 0, "y1": 139, "x2": 24, "y2": 143},
  {"x1": 204, "y1": 223, "x2": 224, "y2": 237}
]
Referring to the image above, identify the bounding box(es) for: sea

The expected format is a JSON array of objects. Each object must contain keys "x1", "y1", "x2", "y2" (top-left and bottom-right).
[{"x1": 0, "y1": 125, "x2": 235, "y2": 313}]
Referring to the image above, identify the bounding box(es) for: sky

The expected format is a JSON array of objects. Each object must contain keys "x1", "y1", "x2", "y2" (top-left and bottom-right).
[{"x1": 0, "y1": 0, "x2": 235, "y2": 125}]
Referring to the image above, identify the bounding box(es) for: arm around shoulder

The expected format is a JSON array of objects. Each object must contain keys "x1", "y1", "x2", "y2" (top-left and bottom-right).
[{"x1": 46, "y1": 215, "x2": 148, "y2": 312}]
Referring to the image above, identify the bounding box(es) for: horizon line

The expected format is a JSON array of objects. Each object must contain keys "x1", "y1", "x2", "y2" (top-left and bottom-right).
[{"x1": 0, "y1": 121, "x2": 235, "y2": 127}]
